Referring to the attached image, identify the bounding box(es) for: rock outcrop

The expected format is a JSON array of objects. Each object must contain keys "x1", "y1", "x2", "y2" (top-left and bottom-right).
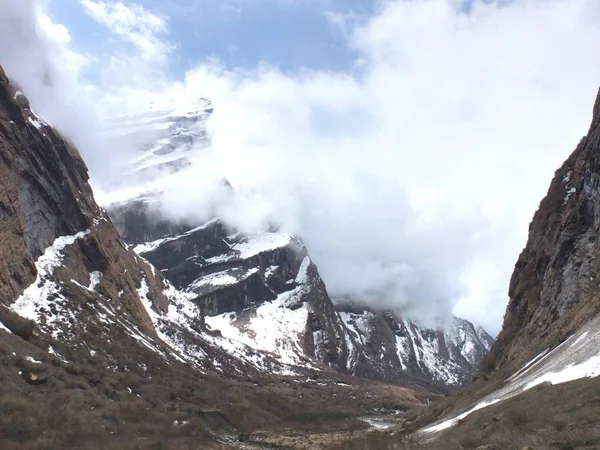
[
  {"x1": 112, "y1": 200, "x2": 493, "y2": 389},
  {"x1": 338, "y1": 305, "x2": 494, "y2": 388}
]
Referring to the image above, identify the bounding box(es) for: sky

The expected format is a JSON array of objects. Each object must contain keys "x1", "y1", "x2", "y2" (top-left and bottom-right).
[{"x1": 1, "y1": 0, "x2": 600, "y2": 334}]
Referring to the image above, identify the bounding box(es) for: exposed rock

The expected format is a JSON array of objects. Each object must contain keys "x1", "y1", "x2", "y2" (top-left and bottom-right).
[
  {"x1": 0, "y1": 305, "x2": 34, "y2": 339},
  {"x1": 23, "y1": 371, "x2": 48, "y2": 385},
  {"x1": 0, "y1": 64, "x2": 171, "y2": 336},
  {"x1": 482, "y1": 88, "x2": 600, "y2": 375},
  {"x1": 337, "y1": 305, "x2": 494, "y2": 388},
  {"x1": 112, "y1": 201, "x2": 493, "y2": 389}
]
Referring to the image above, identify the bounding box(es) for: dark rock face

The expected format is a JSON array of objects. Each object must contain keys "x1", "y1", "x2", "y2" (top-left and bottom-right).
[
  {"x1": 109, "y1": 198, "x2": 193, "y2": 246},
  {"x1": 482, "y1": 88, "x2": 600, "y2": 375},
  {"x1": 338, "y1": 305, "x2": 494, "y2": 388},
  {"x1": 126, "y1": 213, "x2": 357, "y2": 373},
  {"x1": 112, "y1": 198, "x2": 493, "y2": 389},
  {"x1": 0, "y1": 69, "x2": 90, "y2": 306}
]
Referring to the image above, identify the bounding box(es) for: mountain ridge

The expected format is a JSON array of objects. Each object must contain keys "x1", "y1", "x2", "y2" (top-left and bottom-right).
[
  {"x1": 480, "y1": 87, "x2": 600, "y2": 377},
  {"x1": 98, "y1": 101, "x2": 495, "y2": 390}
]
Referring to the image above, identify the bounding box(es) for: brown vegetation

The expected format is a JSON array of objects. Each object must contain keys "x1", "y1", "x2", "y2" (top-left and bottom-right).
[{"x1": 330, "y1": 375, "x2": 600, "y2": 450}]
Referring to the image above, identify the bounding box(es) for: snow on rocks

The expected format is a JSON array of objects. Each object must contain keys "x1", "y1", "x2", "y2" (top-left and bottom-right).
[
  {"x1": 205, "y1": 287, "x2": 312, "y2": 367},
  {"x1": 136, "y1": 275, "x2": 301, "y2": 375},
  {"x1": 205, "y1": 232, "x2": 293, "y2": 264},
  {"x1": 133, "y1": 218, "x2": 220, "y2": 254},
  {"x1": 564, "y1": 187, "x2": 577, "y2": 204},
  {"x1": 187, "y1": 267, "x2": 258, "y2": 294},
  {"x1": 339, "y1": 311, "x2": 477, "y2": 386},
  {"x1": 422, "y1": 399, "x2": 502, "y2": 433},
  {"x1": 48, "y1": 346, "x2": 67, "y2": 363},
  {"x1": 88, "y1": 271, "x2": 103, "y2": 291},
  {"x1": 422, "y1": 312, "x2": 600, "y2": 434},
  {"x1": 11, "y1": 230, "x2": 90, "y2": 337},
  {"x1": 28, "y1": 116, "x2": 45, "y2": 130}
]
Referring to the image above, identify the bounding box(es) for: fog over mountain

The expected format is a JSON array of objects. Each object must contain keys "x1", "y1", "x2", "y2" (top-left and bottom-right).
[{"x1": 3, "y1": 0, "x2": 600, "y2": 333}]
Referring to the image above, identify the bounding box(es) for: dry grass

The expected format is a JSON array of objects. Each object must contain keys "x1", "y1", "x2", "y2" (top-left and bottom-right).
[
  {"x1": 330, "y1": 375, "x2": 600, "y2": 450},
  {"x1": 0, "y1": 326, "x2": 423, "y2": 450}
]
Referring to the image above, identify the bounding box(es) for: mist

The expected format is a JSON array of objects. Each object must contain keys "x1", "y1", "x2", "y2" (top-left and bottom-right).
[{"x1": 3, "y1": 0, "x2": 600, "y2": 333}]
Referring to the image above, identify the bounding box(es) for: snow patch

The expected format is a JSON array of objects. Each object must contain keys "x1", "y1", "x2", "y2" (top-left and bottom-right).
[
  {"x1": 422, "y1": 314, "x2": 600, "y2": 434},
  {"x1": 187, "y1": 267, "x2": 258, "y2": 293},
  {"x1": 88, "y1": 271, "x2": 102, "y2": 291},
  {"x1": 295, "y1": 257, "x2": 311, "y2": 284},
  {"x1": 206, "y1": 287, "x2": 312, "y2": 367},
  {"x1": 564, "y1": 187, "x2": 577, "y2": 204},
  {"x1": 423, "y1": 399, "x2": 501, "y2": 433},
  {"x1": 11, "y1": 230, "x2": 90, "y2": 336},
  {"x1": 524, "y1": 354, "x2": 600, "y2": 390},
  {"x1": 133, "y1": 218, "x2": 220, "y2": 254},
  {"x1": 48, "y1": 346, "x2": 67, "y2": 363},
  {"x1": 205, "y1": 233, "x2": 293, "y2": 264}
]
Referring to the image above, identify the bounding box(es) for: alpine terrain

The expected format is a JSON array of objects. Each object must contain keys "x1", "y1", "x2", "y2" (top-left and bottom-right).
[
  {"x1": 102, "y1": 97, "x2": 494, "y2": 391},
  {"x1": 8, "y1": 56, "x2": 600, "y2": 450},
  {"x1": 0, "y1": 64, "x2": 491, "y2": 449}
]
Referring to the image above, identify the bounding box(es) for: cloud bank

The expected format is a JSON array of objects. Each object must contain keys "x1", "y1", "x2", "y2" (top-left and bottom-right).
[{"x1": 3, "y1": 0, "x2": 600, "y2": 333}]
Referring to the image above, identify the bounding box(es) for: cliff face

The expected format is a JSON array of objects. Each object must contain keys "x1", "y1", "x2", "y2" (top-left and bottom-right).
[
  {"x1": 482, "y1": 88, "x2": 600, "y2": 375},
  {"x1": 120, "y1": 211, "x2": 360, "y2": 374},
  {"x1": 338, "y1": 306, "x2": 494, "y2": 388},
  {"x1": 0, "y1": 66, "x2": 172, "y2": 337}
]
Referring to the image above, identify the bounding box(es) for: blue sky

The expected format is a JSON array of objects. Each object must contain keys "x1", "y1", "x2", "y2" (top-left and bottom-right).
[{"x1": 48, "y1": 0, "x2": 375, "y2": 78}]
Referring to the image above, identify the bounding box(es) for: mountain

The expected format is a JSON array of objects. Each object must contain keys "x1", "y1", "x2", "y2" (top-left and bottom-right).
[
  {"x1": 480, "y1": 88, "x2": 600, "y2": 376},
  {"x1": 101, "y1": 98, "x2": 493, "y2": 392},
  {"x1": 363, "y1": 88, "x2": 600, "y2": 449},
  {"x1": 0, "y1": 65, "x2": 428, "y2": 449},
  {"x1": 114, "y1": 210, "x2": 493, "y2": 390},
  {"x1": 337, "y1": 306, "x2": 494, "y2": 387}
]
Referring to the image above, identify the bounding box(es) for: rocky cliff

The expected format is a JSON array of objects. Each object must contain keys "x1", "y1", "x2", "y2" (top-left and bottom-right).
[
  {"x1": 338, "y1": 306, "x2": 493, "y2": 387},
  {"x1": 0, "y1": 66, "x2": 171, "y2": 337},
  {"x1": 481, "y1": 88, "x2": 600, "y2": 376}
]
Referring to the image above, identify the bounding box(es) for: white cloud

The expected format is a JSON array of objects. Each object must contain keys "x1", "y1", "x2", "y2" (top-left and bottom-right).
[
  {"x1": 3, "y1": 0, "x2": 600, "y2": 334},
  {"x1": 144, "y1": 0, "x2": 600, "y2": 333},
  {"x1": 37, "y1": 15, "x2": 71, "y2": 45},
  {"x1": 0, "y1": 0, "x2": 172, "y2": 184},
  {"x1": 0, "y1": 1, "x2": 94, "y2": 129},
  {"x1": 80, "y1": 0, "x2": 171, "y2": 60}
]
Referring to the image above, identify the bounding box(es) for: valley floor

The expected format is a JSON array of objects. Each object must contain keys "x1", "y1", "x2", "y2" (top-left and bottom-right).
[{"x1": 322, "y1": 374, "x2": 600, "y2": 450}]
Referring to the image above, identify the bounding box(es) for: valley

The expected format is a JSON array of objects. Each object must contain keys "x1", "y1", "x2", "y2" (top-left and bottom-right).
[{"x1": 2, "y1": 57, "x2": 600, "y2": 450}]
